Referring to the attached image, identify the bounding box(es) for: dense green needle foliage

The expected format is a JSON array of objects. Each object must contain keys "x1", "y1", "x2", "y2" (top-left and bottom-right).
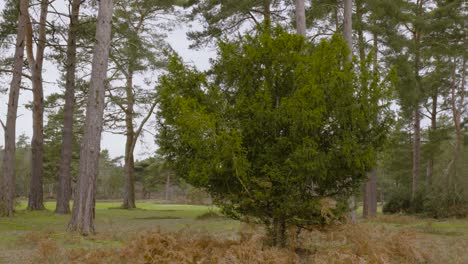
[{"x1": 156, "y1": 28, "x2": 389, "y2": 245}]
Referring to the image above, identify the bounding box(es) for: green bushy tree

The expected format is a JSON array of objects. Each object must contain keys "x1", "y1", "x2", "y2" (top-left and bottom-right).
[{"x1": 156, "y1": 28, "x2": 389, "y2": 247}]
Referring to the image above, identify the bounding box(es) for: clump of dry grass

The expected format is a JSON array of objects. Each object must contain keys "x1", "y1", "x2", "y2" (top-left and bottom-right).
[
  {"x1": 29, "y1": 239, "x2": 64, "y2": 264},
  {"x1": 17, "y1": 229, "x2": 55, "y2": 246},
  {"x1": 65, "y1": 228, "x2": 297, "y2": 264},
  {"x1": 298, "y1": 223, "x2": 468, "y2": 264}
]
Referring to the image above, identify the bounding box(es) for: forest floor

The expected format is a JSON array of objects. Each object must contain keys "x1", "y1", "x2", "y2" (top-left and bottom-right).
[{"x1": 0, "y1": 200, "x2": 467, "y2": 263}]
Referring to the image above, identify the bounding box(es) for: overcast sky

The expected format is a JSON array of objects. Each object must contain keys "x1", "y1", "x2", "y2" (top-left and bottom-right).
[{"x1": 0, "y1": 1, "x2": 215, "y2": 160}]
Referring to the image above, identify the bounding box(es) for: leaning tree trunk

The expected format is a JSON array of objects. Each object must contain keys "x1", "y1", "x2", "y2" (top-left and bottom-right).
[
  {"x1": 295, "y1": 0, "x2": 306, "y2": 36},
  {"x1": 343, "y1": 0, "x2": 357, "y2": 223},
  {"x1": 26, "y1": 0, "x2": 48, "y2": 211},
  {"x1": 56, "y1": 0, "x2": 82, "y2": 214},
  {"x1": 0, "y1": 0, "x2": 28, "y2": 217},
  {"x1": 68, "y1": 0, "x2": 114, "y2": 235}
]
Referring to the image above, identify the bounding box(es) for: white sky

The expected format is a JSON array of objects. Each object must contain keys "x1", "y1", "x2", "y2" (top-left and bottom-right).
[{"x1": 0, "y1": 1, "x2": 215, "y2": 160}]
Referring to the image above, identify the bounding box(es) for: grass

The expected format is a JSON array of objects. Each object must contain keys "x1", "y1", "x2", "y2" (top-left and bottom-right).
[{"x1": 0, "y1": 201, "x2": 467, "y2": 263}]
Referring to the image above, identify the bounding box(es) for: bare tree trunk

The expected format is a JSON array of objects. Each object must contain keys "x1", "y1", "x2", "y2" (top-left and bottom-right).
[
  {"x1": 165, "y1": 172, "x2": 171, "y2": 201},
  {"x1": 343, "y1": 0, "x2": 357, "y2": 223},
  {"x1": 411, "y1": 1, "x2": 423, "y2": 203},
  {"x1": 295, "y1": 0, "x2": 306, "y2": 36},
  {"x1": 363, "y1": 31, "x2": 378, "y2": 218},
  {"x1": 412, "y1": 108, "x2": 421, "y2": 200},
  {"x1": 426, "y1": 91, "x2": 437, "y2": 187},
  {"x1": 0, "y1": 0, "x2": 28, "y2": 217},
  {"x1": 56, "y1": 0, "x2": 81, "y2": 214},
  {"x1": 448, "y1": 58, "x2": 465, "y2": 192},
  {"x1": 363, "y1": 168, "x2": 377, "y2": 218},
  {"x1": 263, "y1": 0, "x2": 271, "y2": 31},
  {"x1": 343, "y1": 0, "x2": 353, "y2": 61},
  {"x1": 26, "y1": 0, "x2": 48, "y2": 211},
  {"x1": 68, "y1": 0, "x2": 114, "y2": 235},
  {"x1": 122, "y1": 74, "x2": 136, "y2": 208}
]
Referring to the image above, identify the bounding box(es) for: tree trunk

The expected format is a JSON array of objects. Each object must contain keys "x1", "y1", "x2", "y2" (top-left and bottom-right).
[
  {"x1": 343, "y1": 0, "x2": 353, "y2": 61},
  {"x1": 27, "y1": 0, "x2": 48, "y2": 211},
  {"x1": 343, "y1": 0, "x2": 357, "y2": 223},
  {"x1": 263, "y1": 0, "x2": 271, "y2": 31},
  {"x1": 363, "y1": 168, "x2": 377, "y2": 218},
  {"x1": 122, "y1": 78, "x2": 136, "y2": 209},
  {"x1": 269, "y1": 218, "x2": 287, "y2": 247},
  {"x1": 0, "y1": 0, "x2": 28, "y2": 217},
  {"x1": 411, "y1": 1, "x2": 423, "y2": 203},
  {"x1": 412, "y1": 108, "x2": 421, "y2": 200},
  {"x1": 448, "y1": 58, "x2": 465, "y2": 192},
  {"x1": 362, "y1": 31, "x2": 378, "y2": 218},
  {"x1": 56, "y1": 0, "x2": 81, "y2": 214},
  {"x1": 68, "y1": 0, "x2": 114, "y2": 235},
  {"x1": 295, "y1": 0, "x2": 306, "y2": 36},
  {"x1": 426, "y1": 91, "x2": 437, "y2": 187},
  {"x1": 165, "y1": 172, "x2": 171, "y2": 201}
]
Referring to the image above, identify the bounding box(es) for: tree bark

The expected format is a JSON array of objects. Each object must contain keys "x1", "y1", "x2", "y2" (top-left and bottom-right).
[
  {"x1": 68, "y1": 0, "x2": 114, "y2": 235},
  {"x1": 343, "y1": 0, "x2": 357, "y2": 223},
  {"x1": 363, "y1": 168, "x2": 377, "y2": 218},
  {"x1": 426, "y1": 90, "x2": 437, "y2": 187},
  {"x1": 362, "y1": 30, "x2": 379, "y2": 218},
  {"x1": 295, "y1": 0, "x2": 306, "y2": 36},
  {"x1": 263, "y1": 0, "x2": 271, "y2": 31},
  {"x1": 343, "y1": 0, "x2": 353, "y2": 61},
  {"x1": 122, "y1": 72, "x2": 136, "y2": 209},
  {"x1": 412, "y1": 108, "x2": 421, "y2": 200},
  {"x1": 56, "y1": 0, "x2": 82, "y2": 214},
  {"x1": 448, "y1": 58, "x2": 465, "y2": 192},
  {"x1": 26, "y1": 0, "x2": 48, "y2": 211},
  {"x1": 1, "y1": 0, "x2": 28, "y2": 217},
  {"x1": 165, "y1": 172, "x2": 171, "y2": 201}
]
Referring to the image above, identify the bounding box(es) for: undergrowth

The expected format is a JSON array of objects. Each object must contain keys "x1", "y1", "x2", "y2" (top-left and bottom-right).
[{"x1": 29, "y1": 223, "x2": 468, "y2": 264}]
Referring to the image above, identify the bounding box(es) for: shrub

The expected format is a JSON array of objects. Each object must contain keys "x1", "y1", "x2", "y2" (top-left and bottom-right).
[{"x1": 383, "y1": 189, "x2": 411, "y2": 214}]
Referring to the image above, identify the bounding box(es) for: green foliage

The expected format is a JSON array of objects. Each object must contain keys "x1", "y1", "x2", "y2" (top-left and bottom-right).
[
  {"x1": 134, "y1": 156, "x2": 177, "y2": 193},
  {"x1": 156, "y1": 28, "x2": 390, "y2": 244},
  {"x1": 382, "y1": 189, "x2": 411, "y2": 214},
  {"x1": 97, "y1": 150, "x2": 124, "y2": 199}
]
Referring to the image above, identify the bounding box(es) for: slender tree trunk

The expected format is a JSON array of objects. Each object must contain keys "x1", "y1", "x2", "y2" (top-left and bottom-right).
[
  {"x1": 343, "y1": 0, "x2": 357, "y2": 223},
  {"x1": 412, "y1": 108, "x2": 421, "y2": 200},
  {"x1": 122, "y1": 72, "x2": 136, "y2": 208},
  {"x1": 68, "y1": 0, "x2": 114, "y2": 235},
  {"x1": 426, "y1": 90, "x2": 437, "y2": 187},
  {"x1": 56, "y1": 0, "x2": 81, "y2": 214},
  {"x1": 165, "y1": 172, "x2": 171, "y2": 201},
  {"x1": 448, "y1": 58, "x2": 465, "y2": 192},
  {"x1": 411, "y1": 25, "x2": 422, "y2": 200},
  {"x1": 263, "y1": 0, "x2": 271, "y2": 31},
  {"x1": 363, "y1": 168, "x2": 378, "y2": 218},
  {"x1": 0, "y1": 0, "x2": 28, "y2": 217},
  {"x1": 343, "y1": 0, "x2": 353, "y2": 61},
  {"x1": 26, "y1": 0, "x2": 48, "y2": 211},
  {"x1": 362, "y1": 31, "x2": 378, "y2": 218},
  {"x1": 295, "y1": 0, "x2": 306, "y2": 36}
]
